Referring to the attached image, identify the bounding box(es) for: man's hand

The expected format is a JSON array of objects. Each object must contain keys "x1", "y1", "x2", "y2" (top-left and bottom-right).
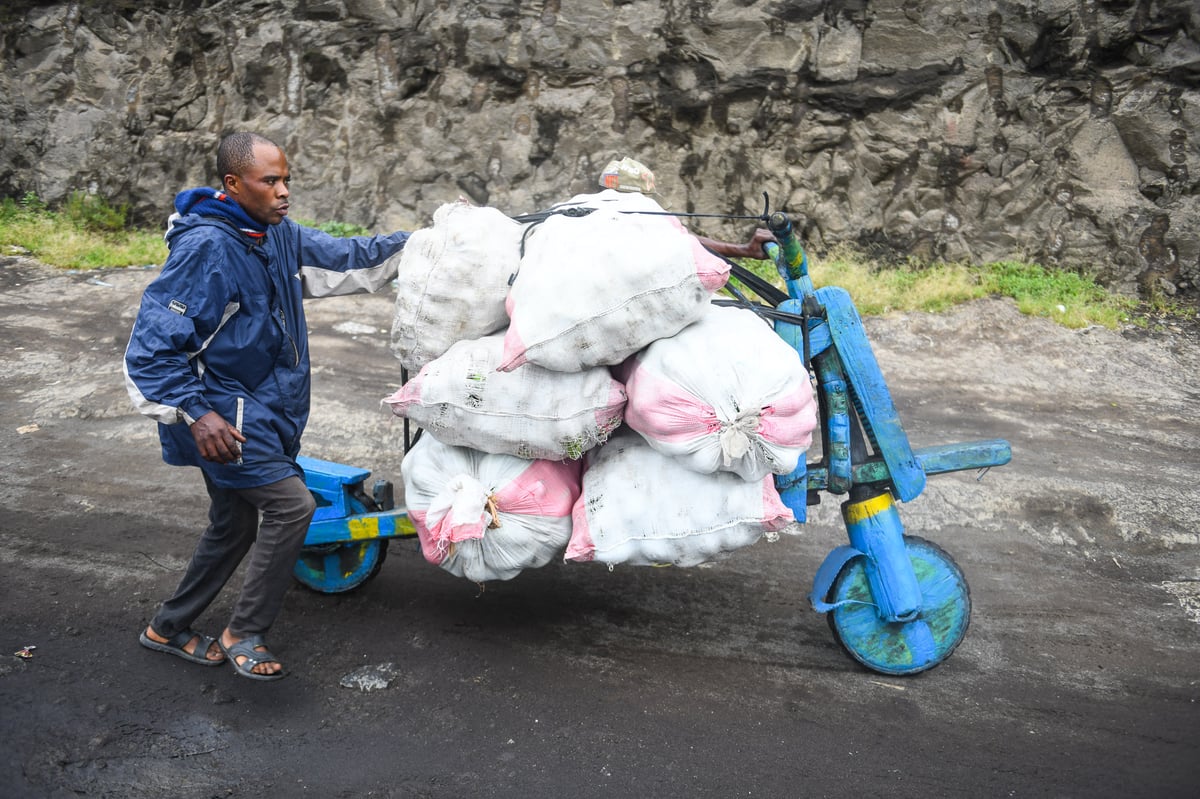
[
  {"x1": 745, "y1": 227, "x2": 777, "y2": 258},
  {"x1": 696, "y1": 228, "x2": 777, "y2": 259},
  {"x1": 190, "y1": 411, "x2": 247, "y2": 464}
]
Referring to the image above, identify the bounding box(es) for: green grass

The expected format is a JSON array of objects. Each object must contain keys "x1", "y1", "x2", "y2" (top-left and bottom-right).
[
  {"x1": 976, "y1": 260, "x2": 1138, "y2": 329},
  {"x1": 730, "y1": 244, "x2": 1151, "y2": 330},
  {"x1": 3, "y1": 192, "x2": 1184, "y2": 330},
  {"x1": 0, "y1": 192, "x2": 375, "y2": 270},
  {"x1": 295, "y1": 218, "x2": 372, "y2": 238},
  {"x1": 1, "y1": 193, "x2": 168, "y2": 268}
]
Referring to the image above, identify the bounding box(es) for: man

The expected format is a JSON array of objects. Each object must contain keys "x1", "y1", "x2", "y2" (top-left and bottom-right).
[{"x1": 124, "y1": 132, "x2": 409, "y2": 680}]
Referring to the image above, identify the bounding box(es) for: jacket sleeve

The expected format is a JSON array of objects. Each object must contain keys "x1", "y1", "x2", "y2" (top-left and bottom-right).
[
  {"x1": 295, "y1": 223, "x2": 410, "y2": 298},
  {"x1": 123, "y1": 239, "x2": 237, "y2": 425}
]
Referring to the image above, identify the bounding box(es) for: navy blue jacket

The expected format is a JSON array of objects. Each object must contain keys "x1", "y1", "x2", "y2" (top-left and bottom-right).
[{"x1": 124, "y1": 212, "x2": 408, "y2": 488}]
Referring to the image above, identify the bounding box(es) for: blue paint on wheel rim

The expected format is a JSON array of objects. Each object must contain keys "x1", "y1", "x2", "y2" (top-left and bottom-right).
[
  {"x1": 827, "y1": 537, "x2": 970, "y2": 675},
  {"x1": 293, "y1": 540, "x2": 387, "y2": 593}
]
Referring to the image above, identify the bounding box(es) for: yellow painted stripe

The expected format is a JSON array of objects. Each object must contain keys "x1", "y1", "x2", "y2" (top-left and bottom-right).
[
  {"x1": 844, "y1": 492, "x2": 895, "y2": 524},
  {"x1": 348, "y1": 516, "x2": 380, "y2": 540}
]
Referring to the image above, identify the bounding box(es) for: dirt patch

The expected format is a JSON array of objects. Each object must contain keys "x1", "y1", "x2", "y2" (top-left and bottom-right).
[{"x1": 1, "y1": 257, "x2": 1198, "y2": 797}]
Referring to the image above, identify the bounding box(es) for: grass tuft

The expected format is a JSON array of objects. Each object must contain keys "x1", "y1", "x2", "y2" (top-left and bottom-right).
[
  {"x1": 977, "y1": 260, "x2": 1137, "y2": 329},
  {"x1": 2, "y1": 193, "x2": 167, "y2": 268},
  {"x1": 728, "y1": 244, "x2": 1149, "y2": 330},
  {"x1": 1, "y1": 193, "x2": 375, "y2": 270}
]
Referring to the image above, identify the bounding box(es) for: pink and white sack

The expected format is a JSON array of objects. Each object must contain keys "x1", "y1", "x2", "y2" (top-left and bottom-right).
[
  {"x1": 564, "y1": 428, "x2": 794, "y2": 567},
  {"x1": 621, "y1": 303, "x2": 818, "y2": 482},
  {"x1": 499, "y1": 190, "x2": 730, "y2": 373},
  {"x1": 382, "y1": 333, "x2": 626, "y2": 461},
  {"x1": 391, "y1": 201, "x2": 525, "y2": 372},
  {"x1": 402, "y1": 434, "x2": 582, "y2": 582}
]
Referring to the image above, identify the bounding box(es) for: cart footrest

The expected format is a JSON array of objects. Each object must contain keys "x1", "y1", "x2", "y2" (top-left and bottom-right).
[
  {"x1": 914, "y1": 439, "x2": 1011, "y2": 475},
  {"x1": 801, "y1": 438, "x2": 1011, "y2": 494}
]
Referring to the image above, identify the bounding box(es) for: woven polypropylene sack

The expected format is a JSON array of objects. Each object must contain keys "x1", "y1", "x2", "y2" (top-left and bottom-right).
[
  {"x1": 391, "y1": 202, "x2": 524, "y2": 372},
  {"x1": 499, "y1": 191, "x2": 729, "y2": 373},
  {"x1": 402, "y1": 435, "x2": 582, "y2": 582},
  {"x1": 621, "y1": 304, "x2": 818, "y2": 481},
  {"x1": 564, "y1": 428, "x2": 794, "y2": 567},
  {"x1": 383, "y1": 333, "x2": 626, "y2": 461}
]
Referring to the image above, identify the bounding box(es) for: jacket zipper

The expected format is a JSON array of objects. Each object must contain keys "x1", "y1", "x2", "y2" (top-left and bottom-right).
[{"x1": 279, "y1": 307, "x2": 300, "y2": 367}]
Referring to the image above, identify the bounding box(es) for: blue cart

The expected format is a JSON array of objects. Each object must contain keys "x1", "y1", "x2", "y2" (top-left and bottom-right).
[{"x1": 294, "y1": 208, "x2": 1011, "y2": 675}]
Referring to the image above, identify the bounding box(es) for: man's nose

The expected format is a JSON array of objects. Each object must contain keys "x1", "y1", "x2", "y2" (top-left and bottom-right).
[{"x1": 277, "y1": 182, "x2": 289, "y2": 198}]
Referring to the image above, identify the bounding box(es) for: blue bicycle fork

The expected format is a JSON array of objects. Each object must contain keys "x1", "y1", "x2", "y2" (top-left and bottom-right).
[{"x1": 810, "y1": 490, "x2": 921, "y2": 622}]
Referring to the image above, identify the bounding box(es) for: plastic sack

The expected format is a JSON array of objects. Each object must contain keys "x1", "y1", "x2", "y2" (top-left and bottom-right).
[
  {"x1": 621, "y1": 304, "x2": 818, "y2": 481},
  {"x1": 402, "y1": 434, "x2": 582, "y2": 582},
  {"x1": 391, "y1": 201, "x2": 525, "y2": 372},
  {"x1": 499, "y1": 190, "x2": 729, "y2": 373},
  {"x1": 383, "y1": 333, "x2": 626, "y2": 461},
  {"x1": 598, "y1": 156, "x2": 656, "y2": 194},
  {"x1": 565, "y1": 428, "x2": 794, "y2": 567}
]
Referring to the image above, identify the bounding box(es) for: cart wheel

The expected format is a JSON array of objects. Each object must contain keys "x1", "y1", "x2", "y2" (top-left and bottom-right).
[
  {"x1": 826, "y1": 536, "x2": 970, "y2": 676},
  {"x1": 293, "y1": 540, "x2": 388, "y2": 594}
]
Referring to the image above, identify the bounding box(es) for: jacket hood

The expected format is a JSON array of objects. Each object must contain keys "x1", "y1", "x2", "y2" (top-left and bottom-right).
[
  {"x1": 164, "y1": 211, "x2": 282, "y2": 250},
  {"x1": 165, "y1": 186, "x2": 271, "y2": 248}
]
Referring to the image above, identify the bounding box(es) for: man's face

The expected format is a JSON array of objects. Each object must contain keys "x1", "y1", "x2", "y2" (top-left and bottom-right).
[{"x1": 225, "y1": 142, "x2": 291, "y2": 226}]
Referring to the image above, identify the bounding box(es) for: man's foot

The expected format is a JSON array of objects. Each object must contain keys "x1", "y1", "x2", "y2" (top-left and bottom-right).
[
  {"x1": 219, "y1": 630, "x2": 284, "y2": 680},
  {"x1": 139, "y1": 626, "x2": 226, "y2": 665}
]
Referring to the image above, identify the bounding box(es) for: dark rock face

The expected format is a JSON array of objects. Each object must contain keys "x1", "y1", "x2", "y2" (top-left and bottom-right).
[{"x1": 1, "y1": 0, "x2": 1197, "y2": 294}]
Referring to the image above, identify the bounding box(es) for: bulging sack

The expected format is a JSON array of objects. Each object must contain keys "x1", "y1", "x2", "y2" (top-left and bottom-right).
[
  {"x1": 382, "y1": 333, "x2": 626, "y2": 461},
  {"x1": 565, "y1": 428, "x2": 794, "y2": 567},
  {"x1": 391, "y1": 201, "x2": 524, "y2": 372},
  {"x1": 402, "y1": 434, "x2": 582, "y2": 582},
  {"x1": 499, "y1": 190, "x2": 730, "y2": 373},
  {"x1": 621, "y1": 304, "x2": 818, "y2": 481}
]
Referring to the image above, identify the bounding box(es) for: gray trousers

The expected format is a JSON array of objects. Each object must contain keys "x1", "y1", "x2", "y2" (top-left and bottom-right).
[{"x1": 151, "y1": 472, "x2": 316, "y2": 639}]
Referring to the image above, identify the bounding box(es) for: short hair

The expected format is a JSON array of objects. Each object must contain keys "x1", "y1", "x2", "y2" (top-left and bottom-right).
[{"x1": 217, "y1": 132, "x2": 279, "y2": 183}]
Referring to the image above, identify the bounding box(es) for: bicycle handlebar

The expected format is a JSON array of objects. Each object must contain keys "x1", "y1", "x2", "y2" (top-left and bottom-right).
[{"x1": 762, "y1": 211, "x2": 812, "y2": 289}]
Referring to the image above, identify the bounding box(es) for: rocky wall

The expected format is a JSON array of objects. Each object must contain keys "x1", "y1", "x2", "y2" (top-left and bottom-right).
[{"x1": 1, "y1": 0, "x2": 1197, "y2": 294}]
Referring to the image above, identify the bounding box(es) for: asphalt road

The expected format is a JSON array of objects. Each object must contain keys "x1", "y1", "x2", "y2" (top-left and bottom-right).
[{"x1": 1, "y1": 257, "x2": 1197, "y2": 798}]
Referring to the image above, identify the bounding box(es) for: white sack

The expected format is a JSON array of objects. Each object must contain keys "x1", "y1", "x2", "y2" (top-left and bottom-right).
[
  {"x1": 391, "y1": 201, "x2": 524, "y2": 372},
  {"x1": 402, "y1": 434, "x2": 581, "y2": 582},
  {"x1": 383, "y1": 333, "x2": 626, "y2": 461},
  {"x1": 564, "y1": 428, "x2": 794, "y2": 567},
  {"x1": 621, "y1": 304, "x2": 818, "y2": 481},
  {"x1": 499, "y1": 190, "x2": 730, "y2": 373}
]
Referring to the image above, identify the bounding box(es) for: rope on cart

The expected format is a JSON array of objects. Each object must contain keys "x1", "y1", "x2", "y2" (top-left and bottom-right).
[
  {"x1": 511, "y1": 193, "x2": 777, "y2": 257},
  {"x1": 710, "y1": 298, "x2": 808, "y2": 326},
  {"x1": 510, "y1": 193, "x2": 772, "y2": 226}
]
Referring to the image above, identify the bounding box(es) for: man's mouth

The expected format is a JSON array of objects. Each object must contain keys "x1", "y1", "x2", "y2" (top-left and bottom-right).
[{"x1": 276, "y1": 204, "x2": 289, "y2": 215}]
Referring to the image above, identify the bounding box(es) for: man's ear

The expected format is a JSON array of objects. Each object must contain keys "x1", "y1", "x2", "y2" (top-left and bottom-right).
[{"x1": 223, "y1": 174, "x2": 240, "y2": 194}]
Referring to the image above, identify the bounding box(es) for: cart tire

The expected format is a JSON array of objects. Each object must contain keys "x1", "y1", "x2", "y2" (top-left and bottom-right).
[
  {"x1": 293, "y1": 539, "x2": 388, "y2": 594},
  {"x1": 826, "y1": 536, "x2": 970, "y2": 676}
]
